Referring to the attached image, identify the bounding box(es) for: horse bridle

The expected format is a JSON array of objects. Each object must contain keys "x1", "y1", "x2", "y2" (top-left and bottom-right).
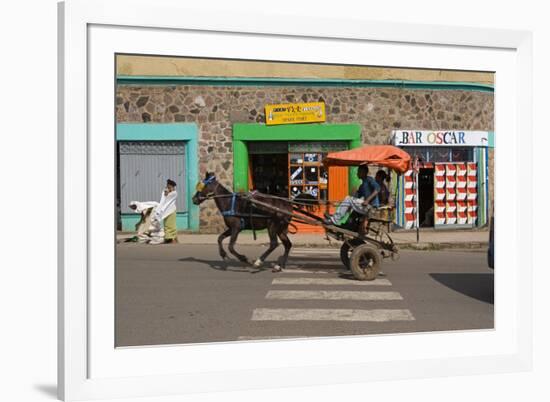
[
  {"x1": 197, "y1": 176, "x2": 219, "y2": 200},
  {"x1": 204, "y1": 183, "x2": 219, "y2": 200}
]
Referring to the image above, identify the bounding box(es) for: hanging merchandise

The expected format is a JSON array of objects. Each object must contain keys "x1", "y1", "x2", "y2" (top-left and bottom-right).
[
  {"x1": 455, "y1": 162, "x2": 467, "y2": 224},
  {"x1": 467, "y1": 163, "x2": 478, "y2": 225},
  {"x1": 457, "y1": 202, "x2": 468, "y2": 224},
  {"x1": 402, "y1": 170, "x2": 416, "y2": 229},
  {"x1": 433, "y1": 162, "x2": 476, "y2": 228}
]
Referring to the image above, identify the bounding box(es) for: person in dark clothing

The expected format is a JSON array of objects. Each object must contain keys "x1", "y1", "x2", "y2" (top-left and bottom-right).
[
  {"x1": 325, "y1": 165, "x2": 380, "y2": 225},
  {"x1": 375, "y1": 170, "x2": 390, "y2": 206}
]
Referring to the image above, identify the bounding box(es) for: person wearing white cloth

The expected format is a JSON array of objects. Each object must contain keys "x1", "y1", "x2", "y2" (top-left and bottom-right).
[
  {"x1": 128, "y1": 201, "x2": 160, "y2": 243},
  {"x1": 150, "y1": 179, "x2": 178, "y2": 244}
]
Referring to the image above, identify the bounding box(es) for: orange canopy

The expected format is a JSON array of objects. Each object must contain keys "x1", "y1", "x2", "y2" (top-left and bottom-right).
[{"x1": 324, "y1": 145, "x2": 411, "y2": 173}]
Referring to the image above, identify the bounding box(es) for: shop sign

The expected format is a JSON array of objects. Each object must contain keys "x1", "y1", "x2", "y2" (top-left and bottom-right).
[
  {"x1": 265, "y1": 102, "x2": 326, "y2": 125},
  {"x1": 391, "y1": 130, "x2": 490, "y2": 147}
]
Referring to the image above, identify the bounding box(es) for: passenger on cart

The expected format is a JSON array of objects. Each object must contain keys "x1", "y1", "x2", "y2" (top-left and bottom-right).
[
  {"x1": 375, "y1": 170, "x2": 390, "y2": 206},
  {"x1": 375, "y1": 169, "x2": 393, "y2": 223},
  {"x1": 324, "y1": 164, "x2": 380, "y2": 226}
]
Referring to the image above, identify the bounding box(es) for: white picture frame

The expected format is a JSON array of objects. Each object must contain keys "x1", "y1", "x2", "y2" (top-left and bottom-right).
[{"x1": 58, "y1": 0, "x2": 533, "y2": 400}]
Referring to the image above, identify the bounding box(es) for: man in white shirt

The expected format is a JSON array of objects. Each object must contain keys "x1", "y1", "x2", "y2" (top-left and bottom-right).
[{"x1": 151, "y1": 179, "x2": 178, "y2": 244}]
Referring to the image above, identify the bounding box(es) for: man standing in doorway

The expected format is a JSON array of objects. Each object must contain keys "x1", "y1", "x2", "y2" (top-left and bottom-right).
[
  {"x1": 151, "y1": 179, "x2": 178, "y2": 244},
  {"x1": 324, "y1": 164, "x2": 380, "y2": 225}
]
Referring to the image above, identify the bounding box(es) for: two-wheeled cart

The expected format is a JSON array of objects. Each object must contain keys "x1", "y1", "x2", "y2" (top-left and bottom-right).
[{"x1": 245, "y1": 145, "x2": 411, "y2": 281}]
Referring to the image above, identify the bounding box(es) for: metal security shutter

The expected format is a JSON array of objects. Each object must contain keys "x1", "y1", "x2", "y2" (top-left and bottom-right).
[{"x1": 119, "y1": 141, "x2": 186, "y2": 214}]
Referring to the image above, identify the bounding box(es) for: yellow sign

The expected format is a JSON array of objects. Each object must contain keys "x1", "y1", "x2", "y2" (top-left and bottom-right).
[{"x1": 265, "y1": 102, "x2": 326, "y2": 125}]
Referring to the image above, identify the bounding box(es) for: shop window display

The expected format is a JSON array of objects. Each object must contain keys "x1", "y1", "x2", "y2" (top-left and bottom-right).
[{"x1": 288, "y1": 152, "x2": 327, "y2": 201}]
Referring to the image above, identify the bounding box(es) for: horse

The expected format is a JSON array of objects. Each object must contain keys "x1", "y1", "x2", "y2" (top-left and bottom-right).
[{"x1": 192, "y1": 172, "x2": 296, "y2": 272}]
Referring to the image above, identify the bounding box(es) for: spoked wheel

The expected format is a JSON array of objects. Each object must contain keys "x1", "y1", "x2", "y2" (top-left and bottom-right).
[
  {"x1": 340, "y1": 239, "x2": 365, "y2": 269},
  {"x1": 349, "y1": 244, "x2": 381, "y2": 281}
]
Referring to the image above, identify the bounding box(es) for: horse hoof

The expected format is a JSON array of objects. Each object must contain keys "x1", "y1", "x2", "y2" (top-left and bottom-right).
[
  {"x1": 253, "y1": 259, "x2": 263, "y2": 268},
  {"x1": 272, "y1": 264, "x2": 282, "y2": 273}
]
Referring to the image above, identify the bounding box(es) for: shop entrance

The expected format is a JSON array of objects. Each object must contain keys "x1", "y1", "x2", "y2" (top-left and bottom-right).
[
  {"x1": 247, "y1": 140, "x2": 350, "y2": 233},
  {"x1": 418, "y1": 168, "x2": 434, "y2": 227},
  {"x1": 396, "y1": 144, "x2": 488, "y2": 229},
  {"x1": 250, "y1": 153, "x2": 288, "y2": 197},
  {"x1": 247, "y1": 141, "x2": 345, "y2": 203},
  {"x1": 233, "y1": 123, "x2": 363, "y2": 233}
]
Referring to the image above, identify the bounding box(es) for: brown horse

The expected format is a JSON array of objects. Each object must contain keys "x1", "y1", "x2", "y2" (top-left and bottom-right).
[{"x1": 192, "y1": 172, "x2": 295, "y2": 271}]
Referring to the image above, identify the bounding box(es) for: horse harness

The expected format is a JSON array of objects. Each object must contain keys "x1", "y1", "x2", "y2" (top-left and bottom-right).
[{"x1": 200, "y1": 177, "x2": 271, "y2": 235}]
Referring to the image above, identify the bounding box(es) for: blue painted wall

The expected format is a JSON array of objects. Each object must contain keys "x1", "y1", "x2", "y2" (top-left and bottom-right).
[{"x1": 116, "y1": 123, "x2": 199, "y2": 232}]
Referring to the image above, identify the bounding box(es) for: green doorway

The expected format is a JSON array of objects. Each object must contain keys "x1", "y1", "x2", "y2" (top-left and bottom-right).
[{"x1": 232, "y1": 123, "x2": 362, "y2": 193}]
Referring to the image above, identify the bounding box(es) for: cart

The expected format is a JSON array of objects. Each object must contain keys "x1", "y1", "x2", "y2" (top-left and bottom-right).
[{"x1": 244, "y1": 145, "x2": 411, "y2": 281}]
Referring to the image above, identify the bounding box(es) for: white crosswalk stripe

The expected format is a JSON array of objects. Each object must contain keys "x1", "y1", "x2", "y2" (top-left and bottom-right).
[
  {"x1": 239, "y1": 266, "x2": 414, "y2": 339},
  {"x1": 252, "y1": 308, "x2": 415, "y2": 322},
  {"x1": 272, "y1": 277, "x2": 392, "y2": 286},
  {"x1": 266, "y1": 290, "x2": 403, "y2": 301}
]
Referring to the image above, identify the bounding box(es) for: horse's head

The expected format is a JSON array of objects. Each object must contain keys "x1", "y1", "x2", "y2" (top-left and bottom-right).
[{"x1": 192, "y1": 172, "x2": 218, "y2": 205}]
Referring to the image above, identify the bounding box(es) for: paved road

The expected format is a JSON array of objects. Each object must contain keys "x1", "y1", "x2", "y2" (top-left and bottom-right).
[{"x1": 115, "y1": 244, "x2": 493, "y2": 347}]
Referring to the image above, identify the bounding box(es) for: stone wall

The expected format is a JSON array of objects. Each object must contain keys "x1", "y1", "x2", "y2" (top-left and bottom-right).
[{"x1": 116, "y1": 85, "x2": 494, "y2": 232}]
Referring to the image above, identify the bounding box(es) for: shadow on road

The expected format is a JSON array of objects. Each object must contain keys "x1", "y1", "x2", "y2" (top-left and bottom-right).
[
  {"x1": 178, "y1": 256, "x2": 268, "y2": 274},
  {"x1": 336, "y1": 272, "x2": 361, "y2": 280},
  {"x1": 429, "y1": 273, "x2": 494, "y2": 304},
  {"x1": 178, "y1": 256, "x2": 345, "y2": 274}
]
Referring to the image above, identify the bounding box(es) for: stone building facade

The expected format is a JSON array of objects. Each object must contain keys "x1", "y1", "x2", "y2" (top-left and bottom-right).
[{"x1": 116, "y1": 83, "x2": 494, "y2": 233}]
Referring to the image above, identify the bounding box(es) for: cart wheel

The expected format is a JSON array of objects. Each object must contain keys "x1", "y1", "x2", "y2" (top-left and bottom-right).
[
  {"x1": 340, "y1": 239, "x2": 365, "y2": 269},
  {"x1": 349, "y1": 245, "x2": 381, "y2": 281}
]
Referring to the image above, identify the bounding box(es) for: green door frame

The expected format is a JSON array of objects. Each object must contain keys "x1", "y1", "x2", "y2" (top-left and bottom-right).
[
  {"x1": 116, "y1": 123, "x2": 200, "y2": 231},
  {"x1": 232, "y1": 123, "x2": 362, "y2": 193}
]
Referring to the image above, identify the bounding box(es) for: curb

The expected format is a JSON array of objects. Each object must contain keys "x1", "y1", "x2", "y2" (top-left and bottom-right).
[
  {"x1": 197, "y1": 241, "x2": 489, "y2": 250},
  {"x1": 398, "y1": 242, "x2": 488, "y2": 251},
  {"x1": 117, "y1": 236, "x2": 487, "y2": 251}
]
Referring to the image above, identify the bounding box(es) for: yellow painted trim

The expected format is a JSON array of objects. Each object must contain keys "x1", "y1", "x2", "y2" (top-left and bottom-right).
[{"x1": 116, "y1": 55, "x2": 495, "y2": 85}]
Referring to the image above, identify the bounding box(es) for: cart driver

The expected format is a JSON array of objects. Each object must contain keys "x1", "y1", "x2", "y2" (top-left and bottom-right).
[{"x1": 324, "y1": 164, "x2": 380, "y2": 225}]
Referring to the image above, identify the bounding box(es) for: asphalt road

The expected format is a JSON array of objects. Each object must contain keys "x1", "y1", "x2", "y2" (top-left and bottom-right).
[{"x1": 115, "y1": 243, "x2": 494, "y2": 347}]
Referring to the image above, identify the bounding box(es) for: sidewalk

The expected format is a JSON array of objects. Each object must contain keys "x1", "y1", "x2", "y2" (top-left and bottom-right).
[{"x1": 118, "y1": 228, "x2": 489, "y2": 250}]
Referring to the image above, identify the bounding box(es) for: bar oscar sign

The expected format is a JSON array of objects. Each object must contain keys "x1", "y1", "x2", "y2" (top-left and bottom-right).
[
  {"x1": 391, "y1": 130, "x2": 491, "y2": 147},
  {"x1": 265, "y1": 102, "x2": 326, "y2": 125}
]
